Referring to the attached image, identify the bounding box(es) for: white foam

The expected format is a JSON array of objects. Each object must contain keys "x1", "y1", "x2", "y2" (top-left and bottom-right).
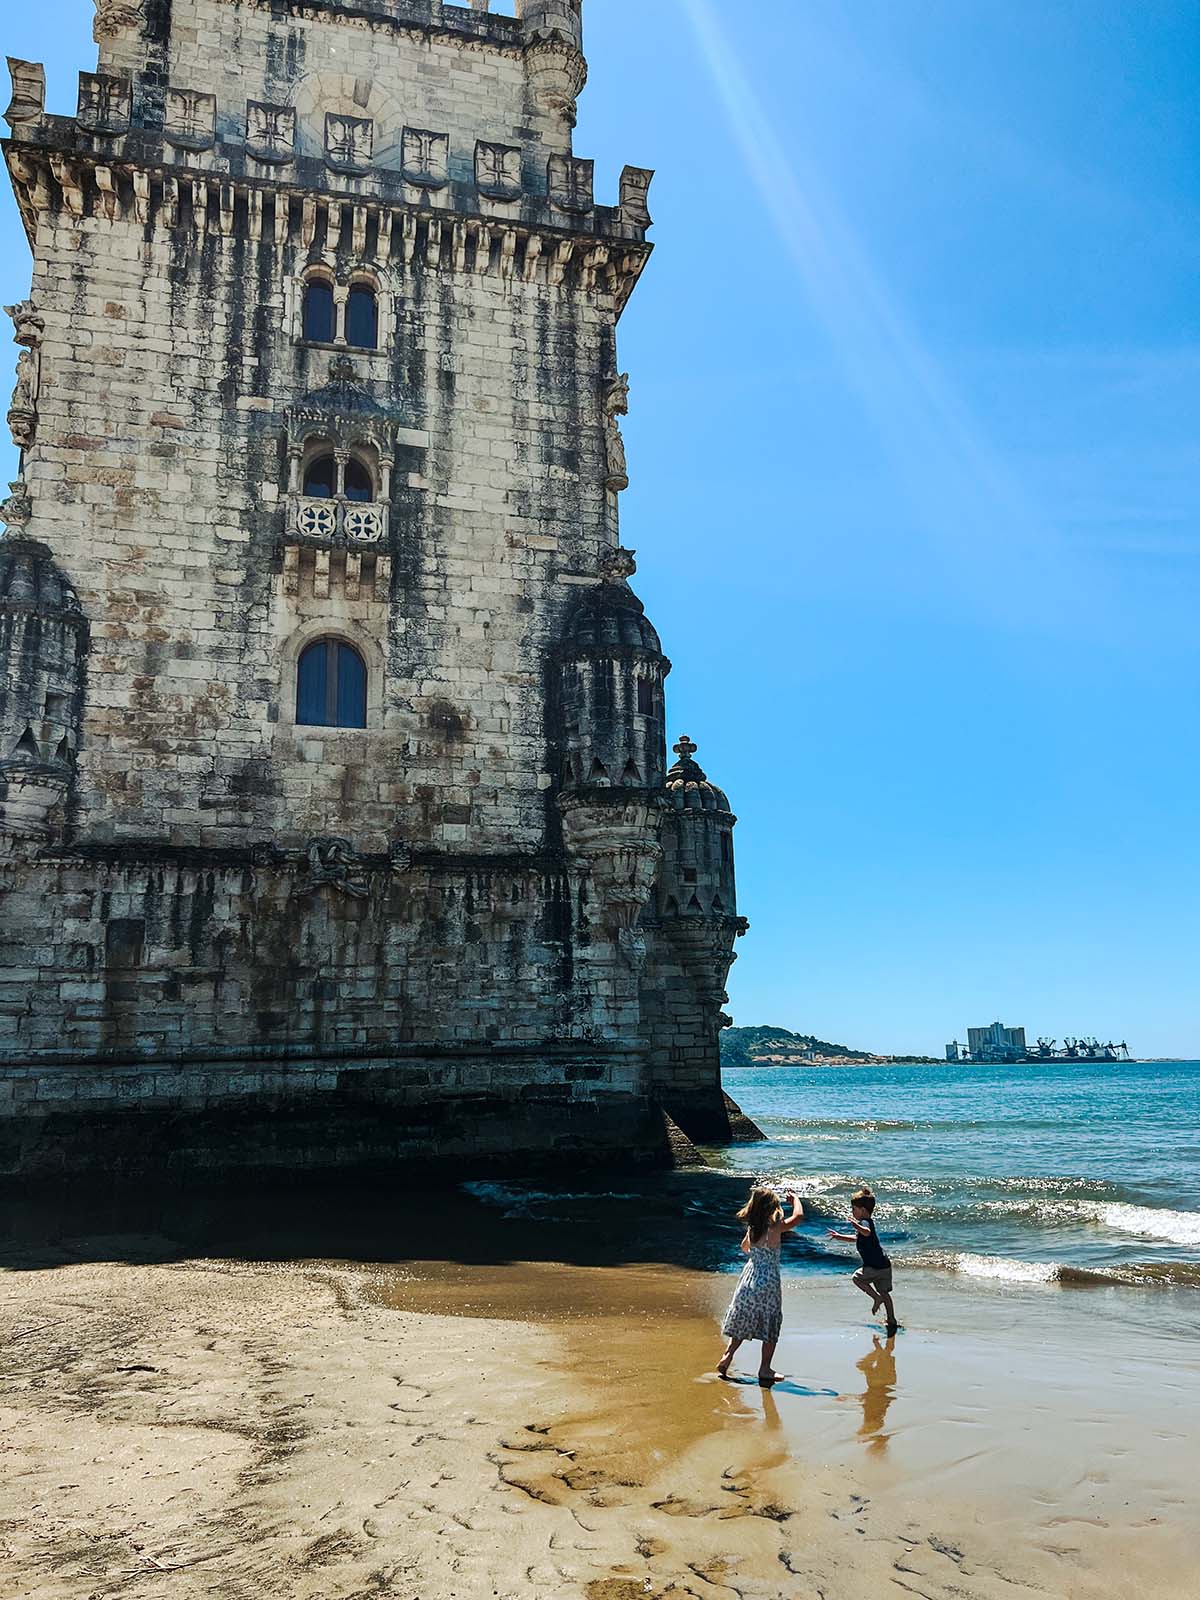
[
  {"x1": 757, "y1": 1172, "x2": 852, "y2": 1193},
  {"x1": 952, "y1": 1252, "x2": 1060, "y2": 1285},
  {"x1": 1094, "y1": 1203, "x2": 1200, "y2": 1247}
]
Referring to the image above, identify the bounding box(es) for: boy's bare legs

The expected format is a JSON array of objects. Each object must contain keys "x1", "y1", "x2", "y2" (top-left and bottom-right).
[
  {"x1": 717, "y1": 1337, "x2": 742, "y2": 1377},
  {"x1": 759, "y1": 1340, "x2": 781, "y2": 1384},
  {"x1": 879, "y1": 1291, "x2": 898, "y2": 1332},
  {"x1": 854, "y1": 1277, "x2": 884, "y2": 1315}
]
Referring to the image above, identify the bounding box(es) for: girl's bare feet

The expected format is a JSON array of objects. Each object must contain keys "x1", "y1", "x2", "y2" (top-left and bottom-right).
[{"x1": 717, "y1": 1357, "x2": 732, "y2": 1378}]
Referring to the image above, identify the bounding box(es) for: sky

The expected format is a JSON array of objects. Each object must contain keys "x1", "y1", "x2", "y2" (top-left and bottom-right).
[{"x1": 2, "y1": 1, "x2": 1198, "y2": 1056}]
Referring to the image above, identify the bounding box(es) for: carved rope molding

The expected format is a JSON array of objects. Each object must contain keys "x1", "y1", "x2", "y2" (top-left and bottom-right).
[{"x1": 3, "y1": 145, "x2": 652, "y2": 312}]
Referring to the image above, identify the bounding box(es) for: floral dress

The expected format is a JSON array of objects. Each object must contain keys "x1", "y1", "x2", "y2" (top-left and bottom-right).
[{"x1": 721, "y1": 1234, "x2": 783, "y2": 1343}]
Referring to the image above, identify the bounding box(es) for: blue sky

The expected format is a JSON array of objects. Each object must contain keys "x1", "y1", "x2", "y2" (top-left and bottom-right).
[{"x1": 3, "y1": 1, "x2": 1197, "y2": 1055}]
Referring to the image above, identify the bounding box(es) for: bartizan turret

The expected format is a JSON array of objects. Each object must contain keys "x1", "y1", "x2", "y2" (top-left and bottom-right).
[
  {"x1": 0, "y1": 532, "x2": 88, "y2": 843},
  {"x1": 641, "y1": 736, "x2": 749, "y2": 1143},
  {"x1": 519, "y1": 0, "x2": 588, "y2": 127},
  {"x1": 557, "y1": 548, "x2": 668, "y2": 795},
  {"x1": 556, "y1": 550, "x2": 670, "y2": 1035}
]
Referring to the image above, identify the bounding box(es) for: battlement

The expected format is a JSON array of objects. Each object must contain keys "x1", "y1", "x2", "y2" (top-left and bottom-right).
[
  {"x1": 4, "y1": 69, "x2": 653, "y2": 301},
  {"x1": 77, "y1": 0, "x2": 594, "y2": 185},
  {"x1": 88, "y1": 0, "x2": 582, "y2": 56}
]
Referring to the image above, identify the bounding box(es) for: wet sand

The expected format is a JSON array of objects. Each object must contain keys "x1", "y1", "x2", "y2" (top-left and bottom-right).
[
  {"x1": 0, "y1": 1171, "x2": 1196, "y2": 1593},
  {"x1": 1, "y1": 1187, "x2": 1196, "y2": 1598},
  {"x1": 374, "y1": 1256, "x2": 1198, "y2": 1593}
]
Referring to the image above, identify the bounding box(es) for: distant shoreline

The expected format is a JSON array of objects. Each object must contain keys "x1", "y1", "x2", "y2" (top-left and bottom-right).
[
  {"x1": 718, "y1": 1027, "x2": 1193, "y2": 1071},
  {"x1": 724, "y1": 1056, "x2": 1182, "y2": 1069}
]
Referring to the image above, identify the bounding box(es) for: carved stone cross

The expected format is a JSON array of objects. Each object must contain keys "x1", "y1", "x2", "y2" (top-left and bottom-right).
[
  {"x1": 325, "y1": 114, "x2": 373, "y2": 175},
  {"x1": 247, "y1": 102, "x2": 296, "y2": 165},
  {"x1": 402, "y1": 128, "x2": 449, "y2": 189}
]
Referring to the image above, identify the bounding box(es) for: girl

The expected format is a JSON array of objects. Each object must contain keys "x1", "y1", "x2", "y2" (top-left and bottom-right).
[{"x1": 718, "y1": 1185, "x2": 804, "y2": 1385}]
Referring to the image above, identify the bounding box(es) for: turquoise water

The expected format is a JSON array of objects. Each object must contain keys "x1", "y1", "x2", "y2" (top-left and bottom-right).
[{"x1": 714, "y1": 1059, "x2": 1200, "y2": 1290}]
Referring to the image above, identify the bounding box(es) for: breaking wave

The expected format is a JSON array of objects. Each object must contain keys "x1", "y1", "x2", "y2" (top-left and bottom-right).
[
  {"x1": 766, "y1": 1117, "x2": 925, "y2": 1133},
  {"x1": 909, "y1": 1251, "x2": 1200, "y2": 1291},
  {"x1": 944, "y1": 1252, "x2": 1061, "y2": 1286},
  {"x1": 761, "y1": 1115, "x2": 1090, "y2": 1136},
  {"x1": 1092, "y1": 1203, "x2": 1200, "y2": 1248}
]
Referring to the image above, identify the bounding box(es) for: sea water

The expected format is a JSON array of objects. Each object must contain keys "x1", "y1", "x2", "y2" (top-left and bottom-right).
[{"x1": 714, "y1": 1058, "x2": 1200, "y2": 1295}]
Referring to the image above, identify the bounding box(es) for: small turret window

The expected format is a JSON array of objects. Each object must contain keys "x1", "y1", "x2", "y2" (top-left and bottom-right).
[
  {"x1": 346, "y1": 285, "x2": 379, "y2": 350},
  {"x1": 296, "y1": 639, "x2": 368, "y2": 729},
  {"x1": 302, "y1": 279, "x2": 336, "y2": 343},
  {"x1": 636, "y1": 679, "x2": 653, "y2": 716}
]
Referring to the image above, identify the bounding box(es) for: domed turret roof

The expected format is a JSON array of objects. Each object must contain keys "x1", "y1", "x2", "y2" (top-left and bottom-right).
[
  {"x1": 565, "y1": 579, "x2": 663, "y2": 655},
  {"x1": 0, "y1": 537, "x2": 84, "y2": 618},
  {"x1": 665, "y1": 736, "x2": 731, "y2": 813}
]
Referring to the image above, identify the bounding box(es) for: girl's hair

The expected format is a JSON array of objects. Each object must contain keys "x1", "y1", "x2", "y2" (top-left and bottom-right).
[
  {"x1": 737, "y1": 1186, "x2": 783, "y2": 1243},
  {"x1": 851, "y1": 1186, "x2": 877, "y2": 1214}
]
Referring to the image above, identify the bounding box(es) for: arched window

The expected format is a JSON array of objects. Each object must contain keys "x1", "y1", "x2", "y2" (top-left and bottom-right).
[
  {"x1": 346, "y1": 284, "x2": 378, "y2": 350},
  {"x1": 302, "y1": 279, "x2": 335, "y2": 343},
  {"x1": 296, "y1": 639, "x2": 368, "y2": 729},
  {"x1": 303, "y1": 454, "x2": 337, "y2": 498},
  {"x1": 344, "y1": 457, "x2": 373, "y2": 502}
]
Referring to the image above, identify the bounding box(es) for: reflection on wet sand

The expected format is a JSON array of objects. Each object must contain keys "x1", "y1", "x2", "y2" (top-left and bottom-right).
[{"x1": 852, "y1": 1335, "x2": 898, "y2": 1455}]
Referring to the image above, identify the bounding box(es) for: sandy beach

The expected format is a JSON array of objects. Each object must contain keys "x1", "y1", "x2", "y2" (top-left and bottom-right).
[{"x1": 2, "y1": 1182, "x2": 1195, "y2": 1600}]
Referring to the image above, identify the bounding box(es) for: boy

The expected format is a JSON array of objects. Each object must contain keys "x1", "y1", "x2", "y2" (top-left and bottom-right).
[{"x1": 828, "y1": 1186, "x2": 898, "y2": 1335}]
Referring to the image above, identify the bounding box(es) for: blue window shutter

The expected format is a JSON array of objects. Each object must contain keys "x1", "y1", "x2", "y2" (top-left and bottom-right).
[
  {"x1": 336, "y1": 643, "x2": 367, "y2": 729},
  {"x1": 297, "y1": 641, "x2": 329, "y2": 726}
]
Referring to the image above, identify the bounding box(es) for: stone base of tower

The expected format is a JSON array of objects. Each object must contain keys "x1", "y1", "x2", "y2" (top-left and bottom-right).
[
  {"x1": 0, "y1": 846, "x2": 757, "y2": 1182},
  {"x1": 0, "y1": 1048, "x2": 679, "y2": 1183}
]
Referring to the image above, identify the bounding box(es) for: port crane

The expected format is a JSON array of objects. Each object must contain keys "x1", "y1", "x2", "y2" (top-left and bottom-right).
[{"x1": 960, "y1": 1036, "x2": 1132, "y2": 1063}]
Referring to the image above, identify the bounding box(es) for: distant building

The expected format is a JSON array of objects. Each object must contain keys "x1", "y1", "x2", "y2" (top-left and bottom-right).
[
  {"x1": 946, "y1": 1041, "x2": 962, "y2": 1062},
  {"x1": 967, "y1": 1023, "x2": 1027, "y2": 1062}
]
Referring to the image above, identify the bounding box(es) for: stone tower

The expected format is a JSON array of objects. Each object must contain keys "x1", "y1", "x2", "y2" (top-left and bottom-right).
[{"x1": 0, "y1": 0, "x2": 750, "y2": 1177}]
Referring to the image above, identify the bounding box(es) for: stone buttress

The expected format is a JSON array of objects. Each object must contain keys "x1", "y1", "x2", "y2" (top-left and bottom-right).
[{"x1": 0, "y1": 0, "x2": 754, "y2": 1178}]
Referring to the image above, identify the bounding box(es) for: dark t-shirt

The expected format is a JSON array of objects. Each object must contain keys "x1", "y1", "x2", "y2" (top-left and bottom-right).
[{"x1": 856, "y1": 1217, "x2": 891, "y2": 1270}]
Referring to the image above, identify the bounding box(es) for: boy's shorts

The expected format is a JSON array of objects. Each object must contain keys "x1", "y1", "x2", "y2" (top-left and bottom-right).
[{"x1": 853, "y1": 1264, "x2": 893, "y2": 1294}]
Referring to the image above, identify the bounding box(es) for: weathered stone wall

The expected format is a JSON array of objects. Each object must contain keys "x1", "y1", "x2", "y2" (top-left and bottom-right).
[
  {"x1": 98, "y1": 0, "x2": 574, "y2": 164},
  {"x1": 0, "y1": 851, "x2": 586, "y2": 1059},
  {"x1": 20, "y1": 196, "x2": 616, "y2": 852},
  {"x1": 641, "y1": 918, "x2": 742, "y2": 1144},
  {"x1": 0, "y1": 839, "x2": 666, "y2": 1179}
]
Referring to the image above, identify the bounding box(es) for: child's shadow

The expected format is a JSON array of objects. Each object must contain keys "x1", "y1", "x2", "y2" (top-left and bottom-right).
[{"x1": 721, "y1": 1375, "x2": 838, "y2": 1397}]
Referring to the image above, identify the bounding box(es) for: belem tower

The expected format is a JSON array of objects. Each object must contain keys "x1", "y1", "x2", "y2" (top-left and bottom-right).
[{"x1": 0, "y1": 0, "x2": 755, "y2": 1178}]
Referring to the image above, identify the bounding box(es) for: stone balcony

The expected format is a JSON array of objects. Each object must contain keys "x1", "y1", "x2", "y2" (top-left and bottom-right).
[{"x1": 287, "y1": 494, "x2": 389, "y2": 548}]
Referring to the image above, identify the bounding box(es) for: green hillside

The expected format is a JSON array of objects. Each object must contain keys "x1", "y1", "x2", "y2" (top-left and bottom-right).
[{"x1": 720, "y1": 1025, "x2": 875, "y2": 1066}]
